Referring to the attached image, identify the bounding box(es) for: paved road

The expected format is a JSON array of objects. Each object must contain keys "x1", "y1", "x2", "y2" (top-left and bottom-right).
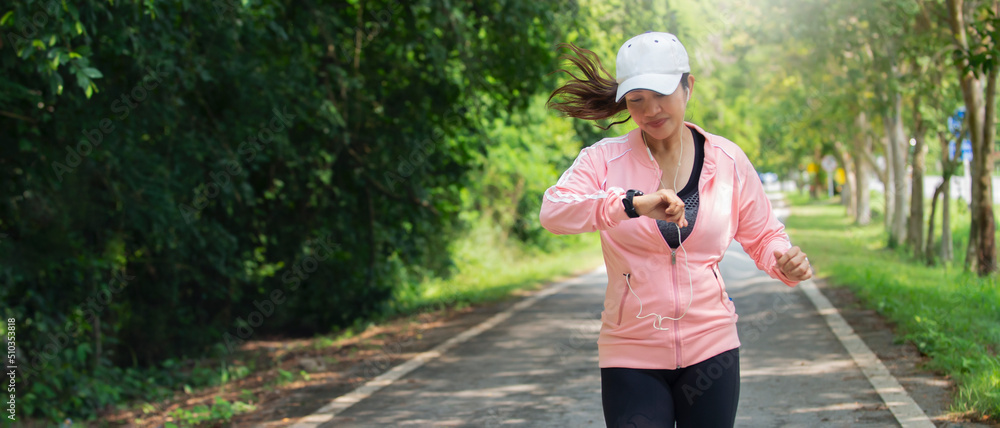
[{"x1": 318, "y1": 208, "x2": 905, "y2": 427}]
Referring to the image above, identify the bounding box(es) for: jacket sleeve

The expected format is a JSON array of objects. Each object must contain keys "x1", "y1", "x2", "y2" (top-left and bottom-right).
[
  {"x1": 539, "y1": 147, "x2": 631, "y2": 235},
  {"x1": 732, "y1": 155, "x2": 799, "y2": 287}
]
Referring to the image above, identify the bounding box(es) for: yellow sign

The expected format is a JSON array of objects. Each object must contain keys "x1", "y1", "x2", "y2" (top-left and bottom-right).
[
  {"x1": 835, "y1": 168, "x2": 846, "y2": 185},
  {"x1": 807, "y1": 163, "x2": 818, "y2": 174}
]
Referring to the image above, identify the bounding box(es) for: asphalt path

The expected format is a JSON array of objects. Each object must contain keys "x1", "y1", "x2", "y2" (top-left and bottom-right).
[{"x1": 306, "y1": 201, "x2": 916, "y2": 427}]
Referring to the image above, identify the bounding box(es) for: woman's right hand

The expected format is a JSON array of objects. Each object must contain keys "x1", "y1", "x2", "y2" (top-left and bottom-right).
[{"x1": 634, "y1": 189, "x2": 687, "y2": 227}]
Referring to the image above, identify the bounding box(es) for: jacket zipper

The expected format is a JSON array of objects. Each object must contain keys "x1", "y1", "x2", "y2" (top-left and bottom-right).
[{"x1": 653, "y1": 163, "x2": 685, "y2": 369}]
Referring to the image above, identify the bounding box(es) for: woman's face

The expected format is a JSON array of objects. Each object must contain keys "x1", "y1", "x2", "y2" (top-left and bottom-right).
[{"x1": 624, "y1": 76, "x2": 693, "y2": 142}]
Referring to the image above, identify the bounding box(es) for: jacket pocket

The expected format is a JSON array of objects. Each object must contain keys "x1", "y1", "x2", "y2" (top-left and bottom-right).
[
  {"x1": 616, "y1": 273, "x2": 630, "y2": 326},
  {"x1": 713, "y1": 265, "x2": 736, "y2": 315},
  {"x1": 603, "y1": 273, "x2": 630, "y2": 328}
]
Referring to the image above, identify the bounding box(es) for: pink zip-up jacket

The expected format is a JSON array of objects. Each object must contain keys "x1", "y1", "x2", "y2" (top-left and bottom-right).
[{"x1": 540, "y1": 123, "x2": 800, "y2": 370}]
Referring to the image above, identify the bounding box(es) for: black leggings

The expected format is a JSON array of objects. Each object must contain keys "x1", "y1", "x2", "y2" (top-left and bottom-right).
[{"x1": 601, "y1": 348, "x2": 740, "y2": 428}]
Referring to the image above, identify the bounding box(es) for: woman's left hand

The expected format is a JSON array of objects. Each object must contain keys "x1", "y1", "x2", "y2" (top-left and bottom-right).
[{"x1": 773, "y1": 246, "x2": 813, "y2": 282}]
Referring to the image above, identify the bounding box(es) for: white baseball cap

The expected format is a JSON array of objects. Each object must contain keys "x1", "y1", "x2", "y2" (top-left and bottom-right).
[{"x1": 615, "y1": 32, "x2": 690, "y2": 102}]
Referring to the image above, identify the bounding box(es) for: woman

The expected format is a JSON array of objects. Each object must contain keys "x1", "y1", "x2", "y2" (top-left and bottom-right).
[{"x1": 539, "y1": 32, "x2": 813, "y2": 428}]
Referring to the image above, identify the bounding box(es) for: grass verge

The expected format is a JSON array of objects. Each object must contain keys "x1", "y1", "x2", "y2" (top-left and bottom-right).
[{"x1": 783, "y1": 195, "x2": 1000, "y2": 421}]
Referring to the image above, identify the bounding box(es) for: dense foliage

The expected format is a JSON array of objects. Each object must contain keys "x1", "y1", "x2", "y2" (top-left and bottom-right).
[{"x1": 0, "y1": 0, "x2": 584, "y2": 420}]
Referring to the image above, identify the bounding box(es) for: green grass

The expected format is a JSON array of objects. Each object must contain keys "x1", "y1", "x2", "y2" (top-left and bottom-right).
[
  {"x1": 162, "y1": 396, "x2": 256, "y2": 427},
  {"x1": 784, "y1": 195, "x2": 1000, "y2": 420}
]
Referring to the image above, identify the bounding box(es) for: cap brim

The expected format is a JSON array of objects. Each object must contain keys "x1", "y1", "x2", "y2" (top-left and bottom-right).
[{"x1": 615, "y1": 73, "x2": 684, "y2": 102}]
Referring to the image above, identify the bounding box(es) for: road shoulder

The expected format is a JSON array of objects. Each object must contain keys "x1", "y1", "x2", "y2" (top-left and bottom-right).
[
  {"x1": 230, "y1": 277, "x2": 579, "y2": 427},
  {"x1": 814, "y1": 278, "x2": 997, "y2": 427}
]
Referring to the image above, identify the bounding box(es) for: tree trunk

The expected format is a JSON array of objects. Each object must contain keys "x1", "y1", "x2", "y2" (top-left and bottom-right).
[
  {"x1": 834, "y1": 141, "x2": 856, "y2": 215},
  {"x1": 880, "y1": 124, "x2": 896, "y2": 235},
  {"x1": 926, "y1": 181, "x2": 943, "y2": 265},
  {"x1": 812, "y1": 146, "x2": 824, "y2": 199},
  {"x1": 885, "y1": 91, "x2": 909, "y2": 248},
  {"x1": 971, "y1": 67, "x2": 997, "y2": 274},
  {"x1": 908, "y1": 98, "x2": 927, "y2": 255},
  {"x1": 844, "y1": 153, "x2": 857, "y2": 214},
  {"x1": 940, "y1": 133, "x2": 955, "y2": 262},
  {"x1": 947, "y1": 0, "x2": 998, "y2": 275},
  {"x1": 942, "y1": 182, "x2": 954, "y2": 262},
  {"x1": 854, "y1": 112, "x2": 873, "y2": 225}
]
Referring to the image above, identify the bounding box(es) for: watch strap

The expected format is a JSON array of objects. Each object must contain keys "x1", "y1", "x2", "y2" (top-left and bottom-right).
[{"x1": 623, "y1": 189, "x2": 644, "y2": 218}]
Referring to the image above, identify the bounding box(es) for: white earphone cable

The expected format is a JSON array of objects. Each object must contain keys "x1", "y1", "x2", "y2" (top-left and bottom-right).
[{"x1": 632, "y1": 130, "x2": 695, "y2": 331}]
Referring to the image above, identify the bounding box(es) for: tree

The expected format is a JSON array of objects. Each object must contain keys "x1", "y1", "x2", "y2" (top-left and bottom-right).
[
  {"x1": 945, "y1": 0, "x2": 999, "y2": 275},
  {"x1": 854, "y1": 112, "x2": 876, "y2": 225},
  {"x1": 905, "y1": 0, "x2": 958, "y2": 257}
]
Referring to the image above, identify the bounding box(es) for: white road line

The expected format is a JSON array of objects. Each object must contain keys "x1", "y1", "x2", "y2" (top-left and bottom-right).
[
  {"x1": 290, "y1": 268, "x2": 602, "y2": 428},
  {"x1": 799, "y1": 280, "x2": 936, "y2": 428}
]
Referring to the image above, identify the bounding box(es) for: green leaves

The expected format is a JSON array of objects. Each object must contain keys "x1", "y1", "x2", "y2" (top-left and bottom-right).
[
  {"x1": 72, "y1": 67, "x2": 99, "y2": 98},
  {"x1": 965, "y1": 5, "x2": 1000, "y2": 76},
  {"x1": 81, "y1": 67, "x2": 102, "y2": 79},
  {"x1": 1, "y1": 0, "x2": 576, "y2": 422}
]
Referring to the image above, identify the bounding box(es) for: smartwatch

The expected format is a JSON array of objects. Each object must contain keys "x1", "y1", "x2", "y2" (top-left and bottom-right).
[{"x1": 622, "y1": 189, "x2": 644, "y2": 218}]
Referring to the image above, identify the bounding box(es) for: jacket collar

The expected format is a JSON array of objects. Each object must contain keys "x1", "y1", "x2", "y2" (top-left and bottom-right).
[{"x1": 628, "y1": 122, "x2": 718, "y2": 181}]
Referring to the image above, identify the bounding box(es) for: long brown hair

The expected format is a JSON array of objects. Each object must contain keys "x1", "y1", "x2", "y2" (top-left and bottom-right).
[
  {"x1": 547, "y1": 43, "x2": 690, "y2": 130},
  {"x1": 547, "y1": 43, "x2": 629, "y2": 130}
]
